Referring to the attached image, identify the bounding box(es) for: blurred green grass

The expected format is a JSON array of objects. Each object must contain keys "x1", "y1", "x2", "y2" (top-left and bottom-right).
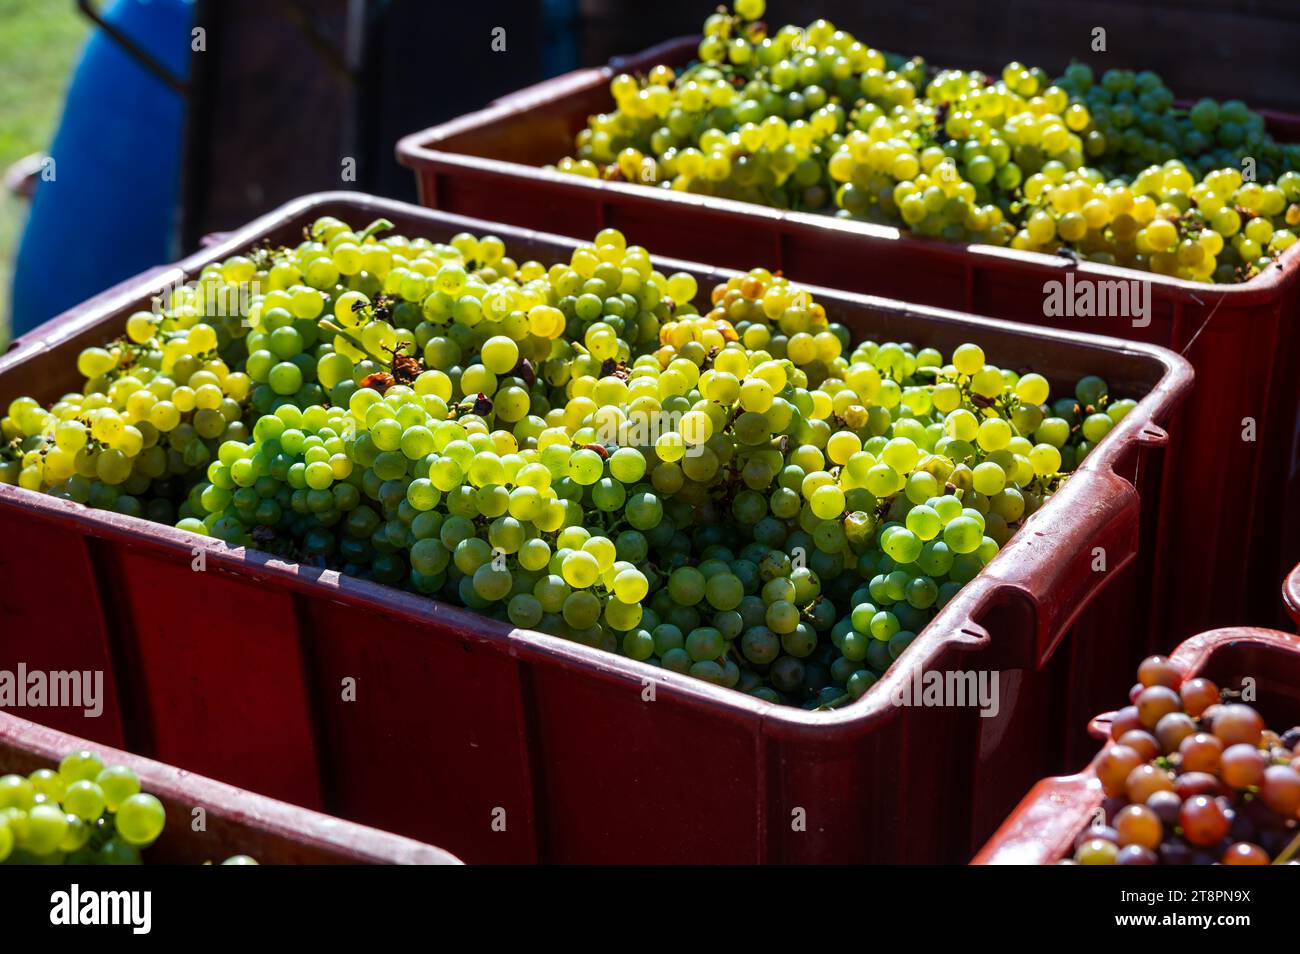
[{"x1": 0, "y1": 0, "x2": 90, "y2": 345}]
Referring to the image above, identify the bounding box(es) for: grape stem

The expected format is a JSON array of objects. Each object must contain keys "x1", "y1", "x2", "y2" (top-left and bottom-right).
[
  {"x1": 318, "y1": 319, "x2": 389, "y2": 365},
  {"x1": 1274, "y1": 830, "x2": 1300, "y2": 865},
  {"x1": 357, "y1": 217, "x2": 395, "y2": 244}
]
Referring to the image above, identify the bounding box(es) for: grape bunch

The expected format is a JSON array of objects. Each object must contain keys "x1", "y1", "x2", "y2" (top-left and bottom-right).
[
  {"x1": 0, "y1": 749, "x2": 167, "y2": 865},
  {"x1": 554, "y1": 1, "x2": 1300, "y2": 283},
  {"x1": 1070, "y1": 655, "x2": 1300, "y2": 865},
  {"x1": 0, "y1": 275, "x2": 257, "y2": 521},
  {"x1": 3, "y1": 215, "x2": 1122, "y2": 706}
]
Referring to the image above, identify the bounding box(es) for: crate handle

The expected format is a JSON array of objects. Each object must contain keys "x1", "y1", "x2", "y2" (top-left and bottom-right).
[
  {"x1": 985, "y1": 467, "x2": 1143, "y2": 671},
  {"x1": 1135, "y1": 423, "x2": 1169, "y2": 448},
  {"x1": 1087, "y1": 711, "x2": 1116, "y2": 742},
  {"x1": 1083, "y1": 629, "x2": 1300, "y2": 742},
  {"x1": 971, "y1": 772, "x2": 1099, "y2": 865},
  {"x1": 1284, "y1": 563, "x2": 1300, "y2": 627}
]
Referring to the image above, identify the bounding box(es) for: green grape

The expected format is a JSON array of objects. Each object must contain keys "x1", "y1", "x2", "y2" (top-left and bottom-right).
[
  {"x1": 0, "y1": 775, "x2": 36, "y2": 810},
  {"x1": 0, "y1": 213, "x2": 1119, "y2": 708},
  {"x1": 96, "y1": 766, "x2": 141, "y2": 812},
  {"x1": 25, "y1": 804, "x2": 69, "y2": 855},
  {"x1": 115, "y1": 793, "x2": 166, "y2": 847},
  {"x1": 63, "y1": 781, "x2": 107, "y2": 822}
]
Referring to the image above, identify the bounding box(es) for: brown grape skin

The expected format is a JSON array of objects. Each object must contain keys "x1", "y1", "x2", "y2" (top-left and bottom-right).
[
  {"x1": 1259, "y1": 765, "x2": 1300, "y2": 816},
  {"x1": 1221, "y1": 842, "x2": 1269, "y2": 865},
  {"x1": 1178, "y1": 677, "x2": 1219, "y2": 718},
  {"x1": 1075, "y1": 825, "x2": 1118, "y2": 850},
  {"x1": 1175, "y1": 771, "x2": 1225, "y2": 801},
  {"x1": 1110, "y1": 706, "x2": 1143, "y2": 740},
  {"x1": 1114, "y1": 804, "x2": 1162, "y2": 850},
  {"x1": 1199, "y1": 703, "x2": 1226, "y2": 731},
  {"x1": 1137, "y1": 655, "x2": 1182, "y2": 689},
  {"x1": 1212, "y1": 704, "x2": 1265, "y2": 747},
  {"x1": 1178, "y1": 732, "x2": 1224, "y2": 774},
  {"x1": 1220, "y1": 743, "x2": 1266, "y2": 789},
  {"x1": 1101, "y1": 796, "x2": 1127, "y2": 824},
  {"x1": 1117, "y1": 729, "x2": 1160, "y2": 762},
  {"x1": 1145, "y1": 789, "x2": 1182, "y2": 826},
  {"x1": 1179, "y1": 794, "x2": 1230, "y2": 847},
  {"x1": 1136, "y1": 685, "x2": 1181, "y2": 730},
  {"x1": 1098, "y1": 744, "x2": 1144, "y2": 797},
  {"x1": 1155, "y1": 712, "x2": 1197, "y2": 753},
  {"x1": 1126, "y1": 763, "x2": 1175, "y2": 803},
  {"x1": 1116, "y1": 844, "x2": 1158, "y2": 865}
]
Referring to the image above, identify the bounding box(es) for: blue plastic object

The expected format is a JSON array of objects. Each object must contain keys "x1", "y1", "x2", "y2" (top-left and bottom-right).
[{"x1": 11, "y1": 0, "x2": 193, "y2": 338}]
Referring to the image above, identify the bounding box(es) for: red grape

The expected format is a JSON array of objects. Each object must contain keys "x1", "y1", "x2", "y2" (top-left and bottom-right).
[
  {"x1": 1116, "y1": 844, "x2": 1158, "y2": 865},
  {"x1": 1174, "y1": 771, "x2": 1224, "y2": 800},
  {"x1": 1221, "y1": 842, "x2": 1269, "y2": 865},
  {"x1": 1145, "y1": 789, "x2": 1182, "y2": 826},
  {"x1": 1098, "y1": 745, "x2": 1144, "y2": 797},
  {"x1": 1117, "y1": 730, "x2": 1160, "y2": 762},
  {"x1": 1109, "y1": 705, "x2": 1143, "y2": 740},
  {"x1": 1220, "y1": 743, "x2": 1266, "y2": 789},
  {"x1": 1212, "y1": 704, "x2": 1265, "y2": 747},
  {"x1": 1136, "y1": 686, "x2": 1181, "y2": 730},
  {"x1": 1178, "y1": 677, "x2": 1219, "y2": 718},
  {"x1": 1137, "y1": 655, "x2": 1182, "y2": 689},
  {"x1": 1126, "y1": 763, "x2": 1175, "y2": 803},
  {"x1": 1115, "y1": 804, "x2": 1162, "y2": 849},
  {"x1": 1179, "y1": 794, "x2": 1229, "y2": 846},
  {"x1": 1178, "y1": 732, "x2": 1223, "y2": 773},
  {"x1": 1155, "y1": 712, "x2": 1197, "y2": 753},
  {"x1": 1259, "y1": 765, "x2": 1300, "y2": 816},
  {"x1": 1075, "y1": 825, "x2": 1118, "y2": 850}
]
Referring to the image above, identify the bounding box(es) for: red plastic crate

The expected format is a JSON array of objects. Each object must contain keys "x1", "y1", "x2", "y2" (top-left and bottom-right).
[
  {"x1": 0, "y1": 193, "x2": 1190, "y2": 864},
  {"x1": 1286, "y1": 563, "x2": 1300, "y2": 629},
  {"x1": 396, "y1": 35, "x2": 1300, "y2": 639},
  {"x1": 0, "y1": 711, "x2": 460, "y2": 864},
  {"x1": 971, "y1": 626, "x2": 1300, "y2": 864}
]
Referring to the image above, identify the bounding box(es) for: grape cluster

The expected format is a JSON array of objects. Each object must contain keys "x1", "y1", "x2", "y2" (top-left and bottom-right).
[
  {"x1": 554, "y1": 1, "x2": 1300, "y2": 283},
  {"x1": 0, "y1": 276, "x2": 256, "y2": 521},
  {"x1": 1071, "y1": 655, "x2": 1300, "y2": 865},
  {"x1": 0, "y1": 750, "x2": 166, "y2": 865},
  {"x1": 3, "y1": 216, "x2": 1121, "y2": 706}
]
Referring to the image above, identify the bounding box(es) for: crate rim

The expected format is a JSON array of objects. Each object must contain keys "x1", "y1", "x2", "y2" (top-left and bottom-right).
[
  {"x1": 0, "y1": 709, "x2": 462, "y2": 865},
  {"x1": 0, "y1": 190, "x2": 1192, "y2": 735},
  {"x1": 394, "y1": 34, "x2": 1300, "y2": 306},
  {"x1": 971, "y1": 625, "x2": 1300, "y2": 864}
]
